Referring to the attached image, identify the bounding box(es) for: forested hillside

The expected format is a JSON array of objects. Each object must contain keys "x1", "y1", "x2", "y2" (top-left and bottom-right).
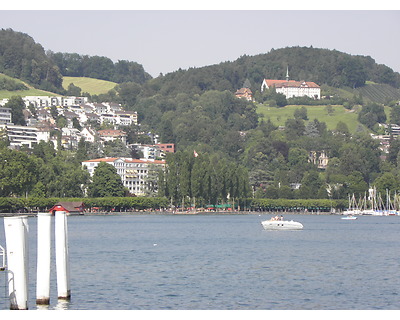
[
  {"x1": 0, "y1": 28, "x2": 64, "y2": 93},
  {"x1": 0, "y1": 28, "x2": 151, "y2": 94},
  {"x1": 139, "y1": 46, "x2": 400, "y2": 99},
  {"x1": 48, "y1": 52, "x2": 152, "y2": 84}
]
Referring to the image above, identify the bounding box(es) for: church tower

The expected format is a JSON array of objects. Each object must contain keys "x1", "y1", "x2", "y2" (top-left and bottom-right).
[{"x1": 286, "y1": 66, "x2": 289, "y2": 82}]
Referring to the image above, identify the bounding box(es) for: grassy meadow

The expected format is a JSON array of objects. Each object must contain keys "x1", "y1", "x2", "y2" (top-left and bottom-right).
[
  {"x1": 0, "y1": 73, "x2": 57, "y2": 99},
  {"x1": 257, "y1": 104, "x2": 362, "y2": 133},
  {"x1": 62, "y1": 77, "x2": 117, "y2": 95}
]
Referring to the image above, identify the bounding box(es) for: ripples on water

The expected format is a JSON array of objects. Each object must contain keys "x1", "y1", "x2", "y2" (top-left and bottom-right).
[{"x1": 1, "y1": 214, "x2": 399, "y2": 310}]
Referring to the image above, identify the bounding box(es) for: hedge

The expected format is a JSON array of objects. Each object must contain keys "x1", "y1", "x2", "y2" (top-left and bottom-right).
[{"x1": 0, "y1": 197, "x2": 170, "y2": 213}]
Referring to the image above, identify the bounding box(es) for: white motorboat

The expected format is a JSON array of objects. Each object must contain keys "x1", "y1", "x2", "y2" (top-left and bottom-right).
[
  {"x1": 261, "y1": 219, "x2": 303, "y2": 230},
  {"x1": 341, "y1": 215, "x2": 357, "y2": 220}
]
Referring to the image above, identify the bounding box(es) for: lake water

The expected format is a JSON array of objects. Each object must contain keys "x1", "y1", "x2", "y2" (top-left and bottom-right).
[{"x1": 1, "y1": 213, "x2": 400, "y2": 310}]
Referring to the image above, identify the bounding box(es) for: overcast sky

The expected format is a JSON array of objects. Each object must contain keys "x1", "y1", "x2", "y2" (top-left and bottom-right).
[{"x1": 1, "y1": 7, "x2": 400, "y2": 78}]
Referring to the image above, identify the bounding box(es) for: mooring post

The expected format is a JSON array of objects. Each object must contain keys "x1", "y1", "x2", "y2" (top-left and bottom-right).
[
  {"x1": 36, "y1": 212, "x2": 52, "y2": 305},
  {"x1": 3, "y1": 216, "x2": 29, "y2": 310},
  {"x1": 55, "y1": 210, "x2": 71, "y2": 300}
]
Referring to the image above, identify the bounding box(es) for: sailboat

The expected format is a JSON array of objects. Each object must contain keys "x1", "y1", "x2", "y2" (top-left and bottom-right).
[{"x1": 343, "y1": 194, "x2": 361, "y2": 215}]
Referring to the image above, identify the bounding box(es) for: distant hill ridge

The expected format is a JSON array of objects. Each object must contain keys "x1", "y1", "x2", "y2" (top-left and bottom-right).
[
  {"x1": 1, "y1": 28, "x2": 400, "y2": 103},
  {"x1": 142, "y1": 46, "x2": 400, "y2": 99}
]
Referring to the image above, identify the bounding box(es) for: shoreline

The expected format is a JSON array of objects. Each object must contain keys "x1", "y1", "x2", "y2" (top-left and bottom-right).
[{"x1": 0, "y1": 210, "x2": 335, "y2": 217}]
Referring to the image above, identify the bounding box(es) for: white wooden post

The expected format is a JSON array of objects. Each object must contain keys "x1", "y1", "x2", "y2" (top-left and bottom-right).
[
  {"x1": 36, "y1": 212, "x2": 52, "y2": 305},
  {"x1": 55, "y1": 210, "x2": 71, "y2": 300},
  {"x1": 4, "y1": 216, "x2": 29, "y2": 310}
]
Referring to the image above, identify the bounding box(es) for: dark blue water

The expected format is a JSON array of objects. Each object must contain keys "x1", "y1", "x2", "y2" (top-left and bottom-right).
[{"x1": 1, "y1": 214, "x2": 400, "y2": 310}]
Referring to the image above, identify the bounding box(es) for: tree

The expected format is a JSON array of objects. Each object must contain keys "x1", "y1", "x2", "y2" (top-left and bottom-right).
[
  {"x1": 294, "y1": 106, "x2": 308, "y2": 120},
  {"x1": 285, "y1": 118, "x2": 305, "y2": 140},
  {"x1": 116, "y1": 82, "x2": 142, "y2": 106},
  {"x1": 102, "y1": 139, "x2": 131, "y2": 158},
  {"x1": 72, "y1": 117, "x2": 82, "y2": 130},
  {"x1": 274, "y1": 92, "x2": 287, "y2": 107},
  {"x1": 335, "y1": 121, "x2": 350, "y2": 137},
  {"x1": 387, "y1": 137, "x2": 400, "y2": 165},
  {"x1": 373, "y1": 172, "x2": 400, "y2": 195},
  {"x1": 390, "y1": 106, "x2": 400, "y2": 125},
  {"x1": 87, "y1": 162, "x2": 126, "y2": 197},
  {"x1": 298, "y1": 171, "x2": 324, "y2": 199},
  {"x1": 0, "y1": 148, "x2": 38, "y2": 197},
  {"x1": 358, "y1": 102, "x2": 386, "y2": 129},
  {"x1": 5, "y1": 96, "x2": 26, "y2": 125},
  {"x1": 66, "y1": 83, "x2": 82, "y2": 96}
]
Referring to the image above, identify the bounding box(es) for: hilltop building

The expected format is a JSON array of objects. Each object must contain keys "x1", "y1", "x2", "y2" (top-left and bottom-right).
[{"x1": 261, "y1": 67, "x2": 321, "y2": 99}]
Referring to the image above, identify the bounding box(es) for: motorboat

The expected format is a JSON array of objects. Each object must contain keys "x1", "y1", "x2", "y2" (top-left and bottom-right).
[
  {"x1": 261, "y1": 218, "x2": 303, "y2": 230},
  {"x1": 341, "y1": 215, "x2": 357, "y2": 220}
]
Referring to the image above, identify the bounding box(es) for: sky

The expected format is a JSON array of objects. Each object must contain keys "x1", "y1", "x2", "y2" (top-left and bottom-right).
[{"x1": 1, "y1": 5, "x2": 400, "y2": 78}]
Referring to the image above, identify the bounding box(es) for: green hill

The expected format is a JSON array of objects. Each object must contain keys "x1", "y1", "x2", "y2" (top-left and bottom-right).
[
  {"x1": 0, "y1": 73, "x2": 57, "y2": 99},
  {"x1": 0, "y1": 74, "x2": 117, "y2": 99},
  {"x1": 62, "y1": 76, "x2": 117, "y2": 95}
]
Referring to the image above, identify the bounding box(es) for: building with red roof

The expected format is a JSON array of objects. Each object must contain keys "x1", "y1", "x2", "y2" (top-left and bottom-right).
[{"x1": 261, "y1": 67, "x2": 321, "y2": 99}]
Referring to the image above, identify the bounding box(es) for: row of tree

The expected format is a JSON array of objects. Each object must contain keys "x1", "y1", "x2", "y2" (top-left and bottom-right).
[
  {"x1": 0, "y1": 196, "x2": 350, "y2": 214},
  {"x1": 0, "y1": 196, "x2": 170, "y2": 213},
  {"x1": 47, "y1": 52, "x2": 152, "y2": 84},
  {"x1": 158, "y1": 151, "x2": 251, "y2": 207}
]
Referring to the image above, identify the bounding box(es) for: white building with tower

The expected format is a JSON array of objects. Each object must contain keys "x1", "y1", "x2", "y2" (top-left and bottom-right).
[{"x1": 261, "y1": 67, "x2": 321, "y2": 99}]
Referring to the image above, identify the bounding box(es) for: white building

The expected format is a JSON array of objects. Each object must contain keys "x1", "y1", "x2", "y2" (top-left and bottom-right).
[
  {"x1": 130, "y1": 144, "x2": 162, "y2": 160},
  {"x1": 0, "y1": 107, "x2": 12, "y2": 125},
  {"x1": 261, "y1": 68, "x2": 321, "y2": 99},
  {"x1": 0, "y1": 124, "x2": 38, "y2": 149},
  {"x1": 97, "y1": 129, "x2": 127, "y2": 145},
  {"x1": 114, "y1": 111, "x2": 138, "y2": 126},
  {"x1": 82, "y1": 157, "x2": 166, "y2": 196},
  {"x1": 21, "y1": 96, "x2": 89, "y2": 108},
  {"x1": 36, "y1": 128, "x2": 51, "y2": 143},
  {"x1": 261, "y1": 79, "x2": 321, "y2": 99},
  {"x1": 80, "y1": 127, "x2": 96, "y2": 143}
]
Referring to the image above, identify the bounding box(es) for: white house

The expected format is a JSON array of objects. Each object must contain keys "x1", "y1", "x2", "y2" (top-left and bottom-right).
[
  {"x1": 115, "y1": 110, "x2": 138, "y2": 126},
  {"x1": 36, "y1": 128, "x2": 51, "y2": 143},
  {"x1": 80, "y1": 127, "x2": 97, "y2": 143},
  {"x1": 97, "y1": 129, "x2": 127, "y2": 145},
  {"x1": 93, "y1": 103, "x2": 108, "y2": 114}
]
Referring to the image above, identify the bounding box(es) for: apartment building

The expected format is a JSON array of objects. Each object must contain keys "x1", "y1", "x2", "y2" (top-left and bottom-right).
[
  {"x1": 0, "y1": 124, "x2": 38, "y2": 149},
  {"x1": 0, "y1": 107, "x2": 12, "y2": 124},
  {"x1": 82, "y1": 157, "x2": 166, "y2": 196}
]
